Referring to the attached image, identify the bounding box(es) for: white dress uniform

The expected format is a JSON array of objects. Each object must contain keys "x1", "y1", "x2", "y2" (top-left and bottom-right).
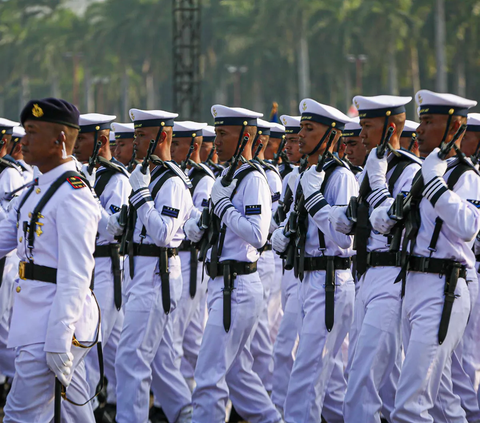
[
  {"x1": 279, "y1": 99, "x2": 356, "y2": 423},
  {"x1": 189, "y1": 105, "x2": 281, "y2": 423},
  {"x1": 0, "y1": 159, "x2": 100, "y2": 422},
  {"x1": 340, "y1": 95, "x2": 421, "y2": 423},
  {"x1": 78, "y1": 114, "x2": 132, "y2": 403},
  {"x1": 115, "y1": 109, "x2": 194, "y2": 423},
  {"x1": 390, "y1": 90, "x2": 480, "y2": 422}
]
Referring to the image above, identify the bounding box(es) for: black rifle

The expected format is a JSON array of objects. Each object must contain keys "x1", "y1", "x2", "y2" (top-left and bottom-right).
[
  {"x1": 272, "y1": 136, "x2": 287, "y2": 167},
  {"x1": 283, "y1": 130, "x2": 337, "y2": 272},
  {"x1": 408, "y1": 133, "x2": 417, "y2": 152},
  {"x1": 141, "y1": 129, "x2": 163, "y2": 174},
  {"x1": 471, "y1": 139, "x2": 480, "y2": 166},
  {"x1": 221, "y1": 132, "x2": 251, "y2": 187},
  {"x1": 253, "y1": 142, "x2": 263, "y2": 161},
  {"x1": 181, "y1": 136, "x2": 196, "y2": 172},
  {"x1": 87, "y1": 133, "x2": 102, "y2": 174},
  {"x1": 127, "y1": 148, "x2": 137, "y2": 173}
]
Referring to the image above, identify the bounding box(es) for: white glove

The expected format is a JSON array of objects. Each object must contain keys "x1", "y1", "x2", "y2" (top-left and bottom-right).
[
  {"x1": 184, "y1": 217, "x2": 204, "y2": 243},
  {"x1": 328, "y1": 205, "x2": 354, "y2": 234},
  {"x1": 269, "y1": 215, "x2": 279, "y2": 233},
  {"x1": 287, "y1": 167, "x2": 299, "y2": 192},
  {"x1": 211, "y1": 177, "x2": 237, "y2": 205},
  {"x1": 130, "y1": 165, "x2": 151, "y2": 192},
  {"x1": 46, "y1": 351, "x2": 74, "y2": 387},
  {"x1": 422, "y1": 147, "x2": 448, "y2": 184},
  {"x1": 370, "y1": 205, "x2": 396, "y2": 234},
  {"x1": 107, "y1": 212, "x2": 124, "y2": 236},
  {"x1": 300, "y1": 166, "x2": 325, "y2": 199},
  {"x1": 365, "y1": 148, "x2": 388, "y2": 191},
  {"x1": 80, "y1": 163, "x2": 96, "y2": 187},
  {"x1": 272, "y1": 227, "x2": 290, "y2": 253}
]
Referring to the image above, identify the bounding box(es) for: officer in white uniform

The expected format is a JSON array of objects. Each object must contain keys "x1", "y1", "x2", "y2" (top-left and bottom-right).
[
  {"x1": 184, "y1": 105, "x2": 282, "y2": 423},
  {"x1": 330, "y1": 95, "x2": 421, "y2": 423},
  {"x1": 8, "y1": 126, "x2": 35, "y2": 183},
  {"x1": 271, "y1": 114, "x2": 301, "y2": 415},
  {"x1": 74, "y1": 113, "x2": 131, "y2": 413},
  {"x1": 0, "y1": 98, "x2": 100, "y2": 422},
  {"x1": 368, "y1": 90, "x2": 480, "y2": 422},
  {"x1": 272, "y1": 99, "x2": 357, "y2": 422},
  {"x1": 399, "y1": 119, "x2": 420, "y2": 156},
  {"x1": 108, "y1": 108, "x2": 194, "y2": 423}
]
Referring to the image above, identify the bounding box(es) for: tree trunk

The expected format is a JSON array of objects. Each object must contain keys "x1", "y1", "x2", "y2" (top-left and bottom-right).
[
  {"x1": 146, "y1": 73, "x2": 155, "y2": 109},
  {"x1": 410, "y1": 43, "x2": 421, "y2": 117},
  {"x1": 435, "y1": 0, "x2": 447, "y2": 91},
  {"x1": 298, "y1": 11, "x2": 310, "y2": 99},
  {"x1": 19, "y1": 76, "x2": 30, "y2": 111},
  {"x1": 122, "y1": 68, "x2": 129, "y2": 121},
  {"x1": 388, "y1": 46, "x2": 398, "y2": 95}
]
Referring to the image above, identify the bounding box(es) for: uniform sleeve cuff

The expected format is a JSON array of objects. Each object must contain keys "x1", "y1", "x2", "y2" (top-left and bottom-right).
[
  {"x1": 423, "y1": 176, "x2": 448, "y2": 207},
  {"x1": 130, "y1": 187, "x2": 153, "y2": 210},
  {"x1": 366, "y1": 187, "x2": 391, "y2": 208},
  {"x1": 213, "y1": 197, "x2": 234, "y2": 219},
  {"x1": 304, "y1": 191, "x2": 328, "y2": 217}
]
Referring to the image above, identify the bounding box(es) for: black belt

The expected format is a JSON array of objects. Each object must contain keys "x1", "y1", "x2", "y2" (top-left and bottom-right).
[
  {"x1": 302, "y1": 256, "x2": 351, "y2": 271},
  {"x1": 93, "y1": 244, "x2": 123, "y2": 310},
  {"x1": 94, "y1": 244, "x2": 120, "y2": 258},
  {"x1": 408, "y1": 255, "x2": 466, "y2": 345},
  {"x1": 262, "y1": 244, "x2": 273, "y2": 252},
  {"x1": 408, "y1": 256, "x2": 467, "y2": 278},
  {"x1": 205, "y1": 260, "x2": 258, "y2": 278},
  {"x1": 129, "y1": 243, "x2": 178, "y2": 258},
  {"x1": 179, "y1": 240, "x2": 194, "y2": 252},
  {"x1": 19, "y1": 261, "x2": 57, "y2": 283},
  {"x1": 475, "y1": 254, "x2": 480, "y2": 262},
  {"x1": 366, "y1": 251, "x2": 400, "y2": 268}
]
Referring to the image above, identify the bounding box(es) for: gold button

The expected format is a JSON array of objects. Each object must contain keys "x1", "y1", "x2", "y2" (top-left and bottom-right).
[
  {"x1": 16, "y1": 286, "x2": 21, "y2": 293},
  {"x1": 35, "y1": 188, "x2": 41, "y2": 194},
  {"x1": 28, "y1": 212, "x2": 32, "y2": 218},
  {"x1": 19, "y1": 237, "x2": 22, "y2": 242}
]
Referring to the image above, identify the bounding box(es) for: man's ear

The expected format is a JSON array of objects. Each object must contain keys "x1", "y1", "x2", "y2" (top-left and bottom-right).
[
  {"x1": 449, "y1": 118, "x2": 462, "y2": 135},
  {"x1": 57, "y1": 131, "x2": 66, "y2": 145},
  {"x1": 99, "y1": 133, "x2": 109, "y2": 146}
]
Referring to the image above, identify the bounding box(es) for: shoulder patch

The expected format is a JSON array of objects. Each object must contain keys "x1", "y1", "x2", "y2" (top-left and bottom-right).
[
  {"x1": 467, "y1": 199, "x2": 480, "y2": 208},
  {"x1": 245, "y1": 204, "x2": 261, "y2": 215},
  {"x1": 110, "y1": 205, "x2": 121, "y2": 213},
  {"x1": 162, "y1": 205, "x2": 180, "y2": 218},
  {"x1": 66, "y1": 176, "x2": 86, "y2": 189},
  {"x1": 272, "y1": 192, "x2": 281, "y2": 203},
  {"x1": 201, "y1": 198, "x2": 209, "y2": 207}
]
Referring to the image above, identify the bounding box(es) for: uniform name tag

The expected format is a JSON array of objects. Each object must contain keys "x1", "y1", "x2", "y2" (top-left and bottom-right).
[
  {"x1": 201, "y1": 198, "x2": 209, "y2": 207},
  {"x1": 66, "y1": 176, "x2": 86, "y2": 189},
  {"x1": 467, "y1": 199, "x2": 480, "y2": 208},
  {"x1": 272, "y1": 192, "x2": 281, "y2": 202},
  {"x1": 110, "y1": 205, "x2": 120, "y2": 213},
  {"x1": 162, "y1": 206, "x2": 180, "y2": 218},
  {"x1": 245, "y1": 205, "x2": 261, "y2": 215}
]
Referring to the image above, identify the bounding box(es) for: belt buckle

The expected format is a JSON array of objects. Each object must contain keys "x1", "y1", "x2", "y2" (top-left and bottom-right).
[{"x1": 18, "y1": 261, "x2": 26, "y2": 280}]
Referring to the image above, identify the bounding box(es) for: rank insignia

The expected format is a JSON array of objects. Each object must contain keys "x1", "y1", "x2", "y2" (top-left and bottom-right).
[
  {"x1": 66, "y1": 176, "x2": 86, "y2": 189},
  {"x1": 201, "y1": 199, "x2": 209, "y2": 207},
  {"x1": 468, "y1": 199, "x2": 480, "y2": 208},
  {"x1": 110, "y1": 205, "x2": 121, "y2": 213},
  {"x1": 245, "y1": 205, "x2": 261, "y2": 215},
  {"x1": 32, "y1": 104, "x2": 44, "y2": 118},
  {"x1": 161, "y1": 206, "x2": 180, "y2": 218},
  {"x1": 272, "y1": 193, "x2": 281, "y2": 202},
  {"x1": 302, "y1": 102, "x2": 307, "y2": 111}
]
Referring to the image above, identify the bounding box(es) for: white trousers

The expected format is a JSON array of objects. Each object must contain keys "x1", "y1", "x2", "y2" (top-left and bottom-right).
[
  {"x1": 271, "y1": 269, "x2": 298, "y2": 411},
  {"x1": 268, "y1": 254, "x2": 284, "y2": 343},
  {"x1": 251, "y1": 250, "x2": 275, "y2": 391},
  {"x1": 4, "y1": 342, "x2": 94, "y2": 423},
  {"x1": 284, "y1": 268, "x2": 354, "y2": 423},
  {"x1": 192, "y1": 273, "x2": 281, "y2": 423},
  {"x1": 391, "y1": 272, "x2": 470, "y2": 423},
  {"x1": 344, "y1": 266, "x2": 403, "y2": 423},
  {"x1": 115, "y1": 255, "x2": 190, "y2": 423}
]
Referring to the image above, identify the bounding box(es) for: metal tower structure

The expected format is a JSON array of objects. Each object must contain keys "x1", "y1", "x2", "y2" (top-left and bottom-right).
[{"x1": 172, "y1": 0, "x2": 201, "y2": 120}]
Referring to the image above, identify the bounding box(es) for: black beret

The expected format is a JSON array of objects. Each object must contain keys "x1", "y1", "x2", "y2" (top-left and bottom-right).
[{"x1": 21, "y1": 98, "x2": 80, "y2": 130}]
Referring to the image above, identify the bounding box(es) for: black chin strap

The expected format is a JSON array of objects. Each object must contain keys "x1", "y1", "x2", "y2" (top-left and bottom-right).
[
  {"x1": 439, "y1": 114, "x2": 454, "y2": 149},
  {"x1": 308, "y1": 126, "x2": 333, "y2": 158},
  {"x1": 233, "y1": 124, "x2": 248, "y2": 158}
]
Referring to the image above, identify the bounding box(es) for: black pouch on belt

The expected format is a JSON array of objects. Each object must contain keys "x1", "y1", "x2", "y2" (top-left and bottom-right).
[
  {"x1": 223, "y1": 263, "x2": 234, "y2": 333},
  {"x1": 325, "y1": 256, "x2": 336, "y2": 332},
  {"x1": 189, "y1": 245, "x2": 198, "y2": 298},
  {"x1": 438, "y1": 264, "x2": 461, "y2": 345},
  {"x1": 110, "y1": 245, "x2": 122, "y2": 310},
  {"x1": 159, "y1": 249, "x2": 171, "y2": 315}
]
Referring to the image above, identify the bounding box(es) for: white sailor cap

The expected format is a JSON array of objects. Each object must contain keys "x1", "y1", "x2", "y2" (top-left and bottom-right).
[
  {"x1": 401, "y1": 120, "x2": 419, "y2": 137},
  {"x1": 353, "y1": 95, "x2": 411, "y2": 119},
  {"x1": 12, "y1": 126, "x2": 26, "y2": 139},
  {"x1": 299, "y1": 98, "x2": 350, "y2": 131},
  {"x1": 211, "y1": 105, "x2": 263, "y2": 127},
  {"x1": 256, "y1": 118, "x2": 276, "y2": 136},
  {"x1": 0, "y1": 118, "x2": 19, "y2": 135},
  {"x1": 111, "y1": 122, "x2": 135, "y2": 139},
  {"x1": 341, "y1": 117, "x2": 361, "y2": 138},
  {"x1": 415, "y1": 90, "x2": 477, "y2": 117},
  {"x1": 129, "y1": 108, "x2": 178, "y2": 128},
  {"x1": 467, "y1": 113, "x2": 480, "y2": 132},
  {"x1": 270, "y1": 122, "x2": 286, "y2": 139},
  {"x1": 79, "y1": 113, "x2": 116, "y2": 133},
  {"x1": 202, "y1": 125, "x2": 216, "y2": 142},
  {"x1": 109, "y1": 131, "x2": 116, "y2": 142},
  {"x1": 280, "y1": 115, "x2": 301, "y2": 134},
  {"x1": 173, "y1": 121, "x2": 208, "y2": 138}
]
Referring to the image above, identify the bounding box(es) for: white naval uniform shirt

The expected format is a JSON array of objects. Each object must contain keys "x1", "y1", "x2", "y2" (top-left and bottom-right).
[
  {"x1": 189, "y1": 163, "x2": 215, "y2": 217},
  {"x1": 18, "y1": 160, "x2": 34, "y2": 185},
  {"x1": 207, "y1": 163, "x2": 272, "y2": 263},
  {"x1": 0, "y1": 160, "x2": 100, "y2": 352},
  {"x1": 95, "y1": 167, "x2": 131, "y2": 246},
  {"x1": 412, "y1": 158, "x2": 480, "y2": 268},
  {"x1": 362, "y1": 151, "x2": 422, "y2": 253},
  {"x1": 0, "y1": 165, "x2": 24, "y2": 211},
  {"x1": 130, "y1": 163, "x2": 193, "y2": 248},
  {"x1": 299, "y1": 162, "x2": 358, "y2": 258},
  {"x1": 265, "y1": 167, "x2": 282, "y2": 216}
]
